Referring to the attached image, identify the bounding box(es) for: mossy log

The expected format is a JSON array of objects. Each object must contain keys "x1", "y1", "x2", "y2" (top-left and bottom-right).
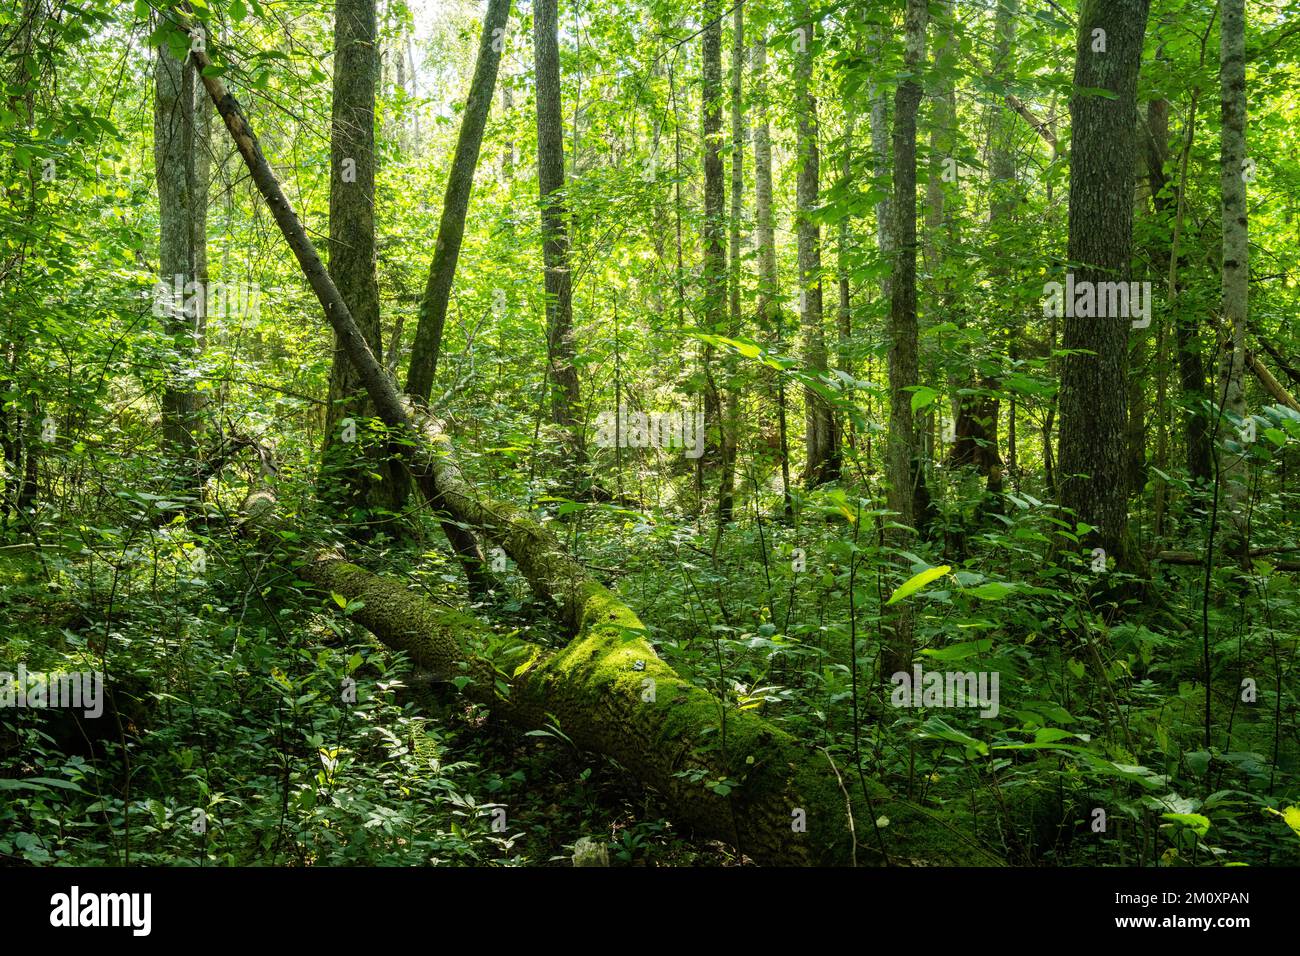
[{"x1": 301, "y1": 552, "x2": 1002, "y2": 866}]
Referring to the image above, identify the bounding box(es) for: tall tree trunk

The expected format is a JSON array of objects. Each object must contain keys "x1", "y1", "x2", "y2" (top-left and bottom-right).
[
  {"x1": 837, "y1": 27, "x2": 861, "y2": 453},
  {"x1": 1056, "y1": 0, "x2": 1149, "y2": 565},
  {"x1": 404, "y1": 0, "x2": 512, "y2": 402},
  {"x1": 794, "y1": 2, "x2": 838, "y2": 487},
  {"x1": 533, "y1": 0, "x2": 583, "y2": 453},
  {"x1": 154, "y1": 28, "x2": 205, "y2": 495},
  {"x1": 926, "y1": 1, "x2": 965, "y2": 492},
  {"x1": 869, "y1": 23, "x2": 893, "y2": 321},
  {"x1": 4, "y1": 0, "x2": 40, "y2": 526},
  {"x1": 883, "y1": 0, "x2": 928, "y2": 677},
  {"x1": 751, "y1": 33, "x2": 792, "y2": 517},
  {"x1": 717, "y1": 1, "x2": 743, "y2": 523},
  {"x1": 1218, "y1": 0, "x2": 1249, "y2": 559},
  {"x1": 953, "y1": 0, "x2": 1012, "y2": 492},
  {"x1": 502, "y1": 76, "x2": 514, "y2": 180},
  {"x1": 868, "y1": 20, "x2": 893, "y2": 481},
  {"x1": 699, "y1": 0, "x2": 726, "y2": 501},
  {"x1": 1147, "y1": 91, "x2": 1172, "y2": 534},
  {"x1": 1145, "y1": 52, "x2": 1213, "y2": 486},
  {"x1": 320, "y1": 0, "x2": 396, "y2": 513}
]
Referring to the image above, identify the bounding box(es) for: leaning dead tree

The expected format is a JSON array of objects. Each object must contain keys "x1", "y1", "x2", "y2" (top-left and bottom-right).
[{"x1": 177, "y1": 15, "x2": 996, "y2": 866}]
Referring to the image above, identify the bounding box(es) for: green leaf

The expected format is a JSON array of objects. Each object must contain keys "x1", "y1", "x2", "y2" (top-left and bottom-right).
[
  {"x1": 886, "y1": 565, "x2": 951, "y2": 605},
  {"x1": 331, "y1": 591, "x2": 347, "y2": 609},
  {"x1": 966, "y1": 581, "x2": 1014, "y2": 601},
  {"x1": 1032, "y1": 727, "x2": 1077, "y2": 744},
  {"x1": 1161, "y1": 812, "x2": 1211, "y2": 837},
  {"x1": 918, "y1": 717, "x2": 988, "y2": 756},
  {"x1": 1265, "y1": 806, "x2": 1300, "y2": 841},
  {"x1": 1184, "y1": 751, "x2": 1211, "y2": 776},
  {"x1": 0, "y1": 777, "x2": 84, "y2": 792},
  {"x1": 922, "y1": 639, "x2": 993, "y2": 661},
  {"x1": 909, "y1": 386, "x2": 940, "y2": 413}
]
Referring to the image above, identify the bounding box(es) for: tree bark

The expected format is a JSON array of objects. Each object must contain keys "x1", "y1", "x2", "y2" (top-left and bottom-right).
[
  {"x1": 1218, "y1": 0, "x2": 1249, "y2": 558},
  {"x1": 869, "y1": 23, "x2": 893, "y2": 314},
  {"x1": 154, "y1": 31, "x2": 206, "y2": 493},
  {"x1": 948, "y1": 0, "x2": 1007, "y2": 488},
  {"x1": 717, "y1": 0, "x2": 743, "y2": 523},
  {"x1": 320, "y1": 0, "x2": 402, "y2": 514},
  {"x1": 1144, "y1": 71, "x2": 1214, "y2": 490},
  {"x1": 751, "y1": 32, "x2": 792, "y2": 517},
  {"x1": 700, "y1": 0, "x2": 726, "y2": 498},
  {"x1": 1056, "y1": 0, "x2": 1149, "y2": 564},
  {"x1": 533, "y1": 0, "x2": 583, "y2": 448},
  {"x1": 882, "y1": 0, "x2": 929, "y2": 675},
  {"x1": 404, "y1": 0, "x2": 512, "y2": 401},
  {"x1": 794, "y1": 2, "x2": 838, "y2": 487}
]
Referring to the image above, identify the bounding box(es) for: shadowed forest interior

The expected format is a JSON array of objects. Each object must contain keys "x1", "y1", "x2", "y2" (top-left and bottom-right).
[{"x1": 1, "y1": 0, "x2": 1298, "y2": 867}]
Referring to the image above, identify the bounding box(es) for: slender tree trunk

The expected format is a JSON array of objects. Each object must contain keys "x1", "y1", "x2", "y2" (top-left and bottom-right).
[
  {"x1": 869, "y1": 23, "x2": 893, "y2": 322},
  {"x1": 751, "y1": 33, "x2": 792, "y2": 517},
  {"x1": 957, "y1": 0, "x2": 1012, "y2": 493},
  {"x1": 1147, "y1": 92, "x2": 1171, "y2": 534},
  {"x1": 868, "y1": 21, "x2": 892, "y2": 482},
  {"x1": 185, "y1": 29, "x2": 491, "y2": 589},
  {"x1": 716, "y1": 1, "x2": 743, "y2": 523},
  {"x1": 4, "y1": 0, "x2": 40, "y2": 525},
  {"x1": 794, "y1": 2, "x2": 838, "y2": 487},
  {"x1": 699, "y1": 0, "x2": 726, "y2": 497},
  {"x1": 320, "y1": 0, "x2": 396, "y2": 513},
  {"x1": 502, "y1": 76, "x2": 514, "y2": 180},
  {"x1": 404, "y1": 0, "x2": 512, "y2": 401},
  {"x1": 1147, "y1": 42, "x2": 1213, "y2": 486},
  {"x1": 154, "y1": 28, "x2": 205, "y2": 495},
  {"x1": 837, "y1": 28, "x2": 861, "y2": 453},
  {"x1": 883, "y1": 0, "x2": 928, "y2": 677},
  {"x1": 533, "y1": 0, "x2": 583, "y2": 453},
  {"x1": 406, "y1": 36, "x2": 421, "y2": 148},
  {"x1": 1218, "y1": 0, "x2": 1249, "y2": 559},
  {"x1": 1056, "y1": 0, "x2": 1149, "y2": 564}
]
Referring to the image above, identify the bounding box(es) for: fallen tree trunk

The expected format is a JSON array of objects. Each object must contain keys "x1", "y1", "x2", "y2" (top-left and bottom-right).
[
  {"x1": 300, "y1": 552, "x2": 1001, "y2": 866},
  {"x1": 185, "y1": 17, "x2": 998, "y2": 865},
  {"x1": 1246, "y1": 350, "x2": 1300, "y2": 413},
  {"x1": 1253, "y1": 332, "x2": 1300, "y2": 387},
  {"x1": 1156, "y1": 548, "x2": 1300, "y2": 571}
]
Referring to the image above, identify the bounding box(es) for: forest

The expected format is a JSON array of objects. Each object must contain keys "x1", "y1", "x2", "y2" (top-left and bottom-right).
[{"x1": 0, "y1": 0, "x2": 1297, "y2": 872}]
